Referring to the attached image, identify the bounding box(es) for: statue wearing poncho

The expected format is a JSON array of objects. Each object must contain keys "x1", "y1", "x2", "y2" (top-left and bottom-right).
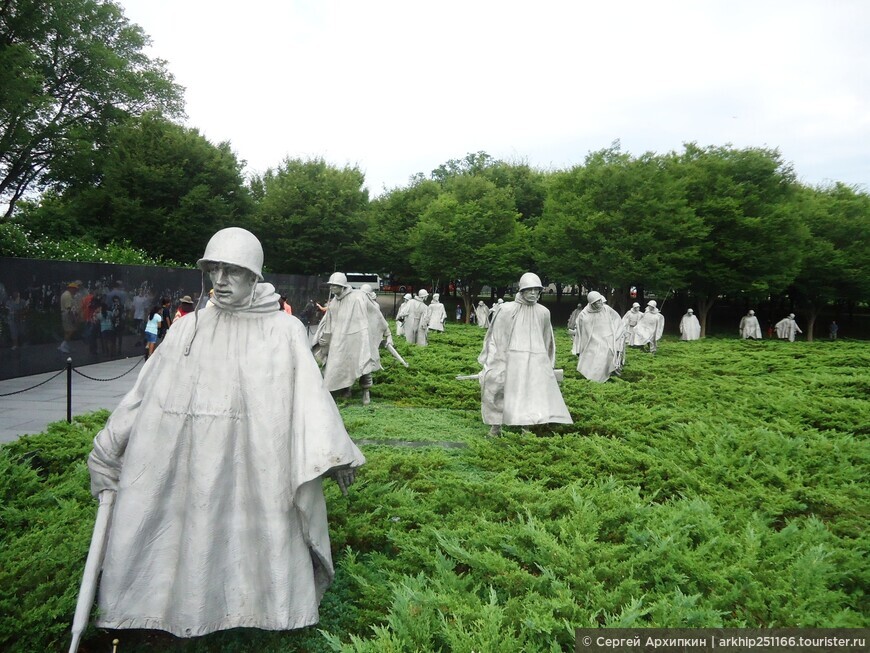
[
  {"x1": 427, "y1": 293, "x2": 447, "y2": 332},
  {"x1": 403, "y1": 289, "x2": 431, "y2": 346},
  {"x1": 395, "y1": 293, "x2": 412, "y2": 337},
  {"x1": 477, "y1": 274, "x2": 572, "y2": 429},
  {"x1": 474, "y1": 300, "x2": 490, "y2": 328},
  {"x1": 632, "y1": 301, "x2": 665, "y2": 353},
  {"x1": 622, "y1": 303, "x2": 642, "y2": 346},
  {"x1": 679, "y1": 309, "x2": 701, "y2": 341},
  {"x1": 775, "y1": 314, "x2": 803, "y2": 342},
  {"x1": 573, "y1": 291, "x2": 625, "y2": 382},
  {"x1": 314, "y1": 277, "x2": 391, "y2": 393},
  {"x1": 87, "y1": 228, "x2": 365, "y2": 637},
  {"x1": 739, "y1": 310, "x2": 763, "y2": 339}
]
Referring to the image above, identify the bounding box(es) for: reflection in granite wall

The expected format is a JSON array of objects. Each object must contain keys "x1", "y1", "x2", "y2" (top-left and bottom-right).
[{"x1": 0, "y1": 257, "x2": 325, "y2": 380}]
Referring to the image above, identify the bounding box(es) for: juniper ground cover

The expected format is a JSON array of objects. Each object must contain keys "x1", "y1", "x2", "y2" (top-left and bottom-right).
[{"x1": 1, "y1": 323, "x2": 867, "y2": 652}]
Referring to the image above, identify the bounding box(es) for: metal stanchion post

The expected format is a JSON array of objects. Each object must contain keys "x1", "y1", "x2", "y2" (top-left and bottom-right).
[{"x1": 66, "y1": 357, "x2": 72, "y2": 423}]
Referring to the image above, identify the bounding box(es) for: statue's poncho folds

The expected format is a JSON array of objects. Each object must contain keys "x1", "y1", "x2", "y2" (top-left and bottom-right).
[
  {"x1": 315, "y1": 287, "x2": 389, "y2": 391},
  {"x1": 427, "y1": 296, "x2": 447, "y2": 332},
  {"x1": 679, "y1": 312, "x2": 701, "y2": 341},
  {"x1": 477, "y1": 294, "x2": 572, "y2": 426},
  {"x1": 88, "y1": 283, "x2": 365, "y2": 636},
  {"x1": 632, "y1": 307, "x2": 665, "y2": 346},
  {"x1": 574, "y1": 303, "x2": 625, "y2": 382},
  {"x1": 739, "y1": 313, "x2": 762, "y2": 339},
  {"x1": 403, "y1": 296, "x2": 430, "y2": 345}
]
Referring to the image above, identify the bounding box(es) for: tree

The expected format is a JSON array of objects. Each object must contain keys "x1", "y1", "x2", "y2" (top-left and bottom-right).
[
  {"x1": 429, "y1": 151, "x2": 496, "y2": 184},
  {"x1": 535, "y1": 146, "x2": 708, "y2": 314},
  {"x1": 477, "y1": 160, "x2": 547, "y2": 228},
  {"x1": 0, "y1": 0, "x2": 183, "y2": 218},
  {"x1": 409, "y1": 175, "x2": 527, "y2": 320},
  {"x1": 363, "y1": 177, "x2": 441, "y2": 289},
  {"x1": 430, "y1": 152, "x2": 547, "y2": 226},
  {"x1": 16, "y1": 113, "x2": 252, "y2": 263},
  {"x1": 251, "y1": 158, "x2": 369, "y2": 274},
  {"x1": 676, "y1": 144, "x2": 807, "y2": 336},
  {"x1": 789, "y1": 183, "x2": 870, "y2": 340}
]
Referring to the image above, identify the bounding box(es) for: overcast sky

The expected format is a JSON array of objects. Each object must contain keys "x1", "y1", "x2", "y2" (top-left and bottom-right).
[{"x1": 118, "y1": 0, "x2": 869, "y2": 196}]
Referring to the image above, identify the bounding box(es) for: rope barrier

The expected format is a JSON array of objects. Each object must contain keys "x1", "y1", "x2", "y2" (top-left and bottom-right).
[
  {"x1": 0, "y1": 368, "x2": 66, "y2": 397},
  {"x1": 72, "y1": 357, "x2": 144, "y2": 382},
  {"x1": 0, "y1": 357, "x2": 143, "y2": 398}
]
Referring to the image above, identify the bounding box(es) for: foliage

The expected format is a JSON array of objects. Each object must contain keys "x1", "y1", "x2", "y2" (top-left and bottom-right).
[
  {"x1": 0, "y1": 221, "x2": 184, "y2": 265},
  {"x1": 0, "y1": 0, "x2": 184, "y2": 217},
  {"x1": 430, "y1": 152, "x2": 547, "y2": 226},
  {"x1": 675, "y1": 144, "x2": 807, "y2": 331},
  {"x1": 366, "y1": 152, "x2": 546, "y2": 296},
  {"x1": 362, "y1": 177, "x2": 441, "y2": 284},
  {"x1": 535, "y1": 145, "x2": 707, "y2": 312},
  {"x1": 14, "y1": 113, "x2": 252, "y2": 264},
  {"x1": 409, "y1": 175, "x2": 529, "y2": 316},
  {"x1": 788, "y1": 183, "x2": 870, "y2": 339},
  {"x1": 250, "y1": 158, "x2": 369, "y2": 275},
  {"x1": 0, "y1": 412, "x2": 109, "y2": 651},
  {"x1": 2, "y1": 326, "x2": 867, "y2": 651}
]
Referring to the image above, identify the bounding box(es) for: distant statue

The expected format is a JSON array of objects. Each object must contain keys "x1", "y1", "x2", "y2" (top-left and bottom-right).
[
  {"x1": 622, "y1": 302, "x2": 642, "y2": 346},
  {"x1": 427, "y1": 292, "x2": 447, "y2": 332},
  {"x1": 395, "y1": 293, "x2": 412, "y2": 337},
  {"x1": 572, "y1": 291, "x2": 625, "y2": 382},
  {"x1": 739, "y1": 309, "x2": 762, "y2": 339},
  {"x1": 775, "y1": 313, "x2": 803, "y2": 341},
  {"x1": 478, "y1": 273, "x2": 572, "y2": 436},
  {"x1": 632, "y1": 300, "x2": 665, "y2": 353},
  {"x1": 85, "y1": 228, "x2": 364, "y2": 638},
  {"x1": 829, "y1": 320, "x2": 839, "y2": 340},
  {"x1": 360, "y1": 283, "x2": 378, "y2": 302},
  {"x1": 314, "y1": 272, "x2": 393, "y2": 404},
  {"x1": 487, "y1": 298, "x2": 507, "y2": 323},
  {"x1": 474, "y1": 300, "x2": 490, "y2": 328},
  {"x1": 567, "y1": 302, "x2": 582, "y2": 336},
  {"x1": 679, "y1": 308, "x2": 701, "y2": 341},
  {"x1": 403, "y1": 289, "x2": 431, "y2": 346}
]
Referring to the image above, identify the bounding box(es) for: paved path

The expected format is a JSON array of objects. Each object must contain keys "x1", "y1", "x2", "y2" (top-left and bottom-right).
[{"x1": 0, "y1": 356, "x2": 143, "y2": 443}]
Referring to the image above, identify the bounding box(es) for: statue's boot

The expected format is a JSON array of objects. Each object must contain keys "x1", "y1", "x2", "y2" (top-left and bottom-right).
[
  {"x1": 488, "y1": 424, "x2": 501, "y2": 437},
  {"x1": 362, "y1": 389, "x2": 371, "y2": 406}
]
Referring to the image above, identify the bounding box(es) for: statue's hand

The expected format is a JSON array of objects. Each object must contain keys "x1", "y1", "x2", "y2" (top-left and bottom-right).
[{"x1": 329, "y1": 467, "x2": 356, "y2": 496}]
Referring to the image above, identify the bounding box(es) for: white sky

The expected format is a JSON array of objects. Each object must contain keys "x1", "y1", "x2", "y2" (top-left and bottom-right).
[{"x1": 118, "y1": 0, "x2": 869, "y2": 196}]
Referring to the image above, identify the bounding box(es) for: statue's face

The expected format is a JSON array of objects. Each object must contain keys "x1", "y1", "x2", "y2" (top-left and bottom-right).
[
  {"x1": 329, "y1": 284, "x2": 345, "y2": 296},
  {"x1": 521, "y1": 288, "x2": 541, "y2": 303},
  {"x1": 207, "y1": 262, "x2": 256, "y2": 309},
  {"x1": 591, "y1": 299, "x2": 604, "y2": 311}
]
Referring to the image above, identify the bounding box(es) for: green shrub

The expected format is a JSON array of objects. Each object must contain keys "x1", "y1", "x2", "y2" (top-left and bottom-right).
[
  {"x1": 1, "y1": 329, "x2": 867, "y2": 651},
  {"x1": 0, "y1": 222, "x2": 184, "y2": 266}
]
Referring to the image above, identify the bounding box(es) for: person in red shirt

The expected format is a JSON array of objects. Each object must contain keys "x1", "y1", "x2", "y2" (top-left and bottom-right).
[{"x1": 173, "y1": 295, "x2": 195, "y2": 321}]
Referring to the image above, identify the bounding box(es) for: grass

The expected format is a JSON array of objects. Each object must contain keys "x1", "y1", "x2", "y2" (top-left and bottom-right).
[{"x1": 1, "y1": 323, "x2": 867, "y2": 651}]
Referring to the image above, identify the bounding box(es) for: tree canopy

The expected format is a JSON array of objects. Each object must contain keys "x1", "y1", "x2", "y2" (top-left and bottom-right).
[
  {"x1": 250, "y1": 158, "x2": 369, "y2": 275},
  {"x1": 363, "y1": 177, "x2": 441, "y2": 285},
  {"x1": 16, "y1": 113, "x2": 251, "y2": 264},
  {"x1": 675, "y1": 144, "x2": 807, "y2": 333},
  {"x1": 409, "y1": 175, "x2": 527, "y2": 316},
  {"x1": 0, "y1": 0, "x2": 184, "y2": 218},
  {"x1": 536, "y1": 146, "x2": 707, "y2": 313}
]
